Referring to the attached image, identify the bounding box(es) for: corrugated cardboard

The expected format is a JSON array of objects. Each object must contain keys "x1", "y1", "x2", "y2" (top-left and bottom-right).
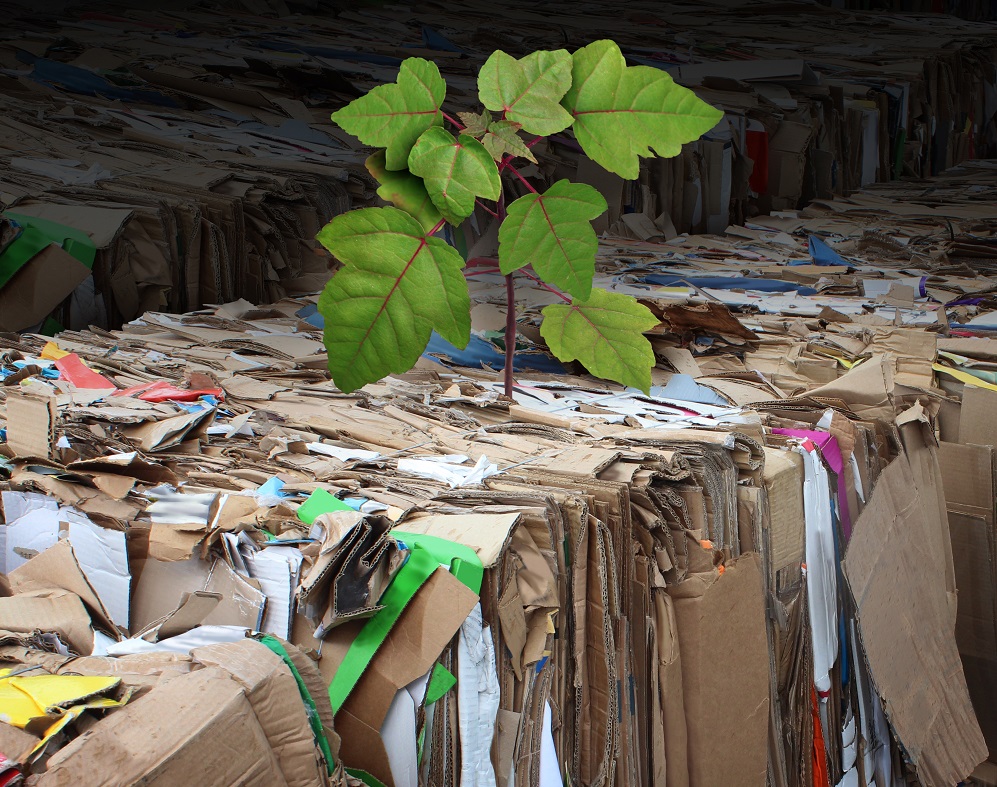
[
  {"x1": 939, "y1": 441, "x2": 997, "y2": 759},
  {"x1": 8, "y1": 540, "x2": 117, "y2": 637},
  {"x1": 959, "y1": 386, "x2": 997, "y2": 447},
  {"x1": 0, "y1": 590, "x2": 93, "y2": 655},
  {"x1": 35, "y1": 666, "x2": 288, "y2": 786},
  {"x1": 669, "y1": 553, "x2": 769, "y2": 787},
  {"x1": 0, "y1": 244, "x2": 91, "y2": 332},
  {"x1": 5, "y1": 393, "x2": 57, "y2": 460},
  {"x1": 844, "y1": 450, "x2": 987, "y2": 786},
  {"x1": 192, "y1": 640, "x2": 330, "y2": 786}
]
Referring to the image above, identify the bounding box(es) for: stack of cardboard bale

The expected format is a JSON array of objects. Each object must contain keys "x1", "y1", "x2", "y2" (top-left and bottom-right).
[{"x1": 3, "y1": 149, "x2": 997, "y2": 782}]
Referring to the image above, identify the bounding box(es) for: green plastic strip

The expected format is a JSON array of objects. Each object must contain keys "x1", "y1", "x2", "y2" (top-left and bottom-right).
[
  {"x1": 328, "y1": 532, "x2": 484, "y2": 715},
  {"x1": 328, "y1": 545, "x2": 438, "y2": 714},
  {"x1": 418, "y1": 663, "x2": 456, "y2": 765},
  {"x1": 257, "y1": 635, "x2": 335, "y2": 776},
  {"x1": 0, "y1": 212, "x2": 97, "y2": 291},
  {"x1": 346, "y1": 768, "x2": 388, "y2": 787},
  {"x1": 424, "y1": 663, "x2": 456, "y2": 706},
  {"x1": 296, "y1": 488, "x2": 354, "y2": 525},
  {"x1": 390, "y1": 530, "x2": 483, "y2": 594},
  {"x1": 0, "y1": 224, "x2": 48, "y2": 290}
]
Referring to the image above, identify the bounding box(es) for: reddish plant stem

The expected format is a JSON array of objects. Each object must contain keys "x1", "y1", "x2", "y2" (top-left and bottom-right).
[
  {"x1": 497, "y1": 188, "x2": 516, "y2": 398},
  {"x1": 428, "y1": 218, "x2": 447, "y2": 236},
  {"x1": 441, "y1": 111, "x2": 464, "y2": 130},
  {"x1": 506, "y1": 164, "x2": 538, "y2": 194},
  {"x1": 504, "y1": 272, "x2": 515, "y2": 397},
  {"x1": 475, "y1": 199, "x2": 500, "y2": 219},
  {"x1": 519, "y1": 268, "x2": 572, "y2": 303}
]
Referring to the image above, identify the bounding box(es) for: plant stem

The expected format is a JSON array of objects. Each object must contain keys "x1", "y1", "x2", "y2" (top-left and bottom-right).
[
  {"x1": 475, "y1": 200, "x2": 500, "y2": 219},
  {"x1": 441, "y1": 111, "x2": 464, "y2": 130},
  {"x1": 519, "y1": 268, "x2": 572, "y2": 303},
  {"x1": 428, "y1": 218, "x2": 447, "y2": 236},
  {"x1": 497, "y1": 188, "x2": 515, "y2": 399},
  {"x1": 505, "y1": 164, "x2": 538, "y2": 194},
  {"x1": 504, "y1": 272, "x2": 516, "y2": 398}
]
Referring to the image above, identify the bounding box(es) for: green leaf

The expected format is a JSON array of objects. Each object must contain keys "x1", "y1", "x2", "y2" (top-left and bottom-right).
[
  {"x1": 478, "y1": 49, "x2": 575, "y2": 136},
  {"x1": 408, "y1": 127, "x2": 501, "y2": 225},
  {"x1": 481, "y1": 120, "x2": 537, "y2": 164},
  {"x1": 498, "y1": 180, "x2": 606, "y2": 299},
  {"x1": 457, "y1": 110, "x2": 491, "y2": 137},
  {"x1": 540, "y1": 288, "x2": 659, "y2": 393},
  {"x1": 331, "y1": 58, "x2": 445, "y2": 171},
  {"x1": 365, "y1": 151, "x2": 442, "y2": 233},
  {"x1": 316, "y1": 207, "x2": 470, "y2": 393},
  {"x1": 561, "y1": 40, "x2": 724, "y2": 180}
]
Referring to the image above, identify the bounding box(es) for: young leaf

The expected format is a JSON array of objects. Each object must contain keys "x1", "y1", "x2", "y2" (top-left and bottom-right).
[
  {"x1": 331, "y1": 58, "x2": 445, "y2": 171},
  {"x1": 540, "y1": 288, "x2": 659, "y2": 394},
  {"x1": 561, "y1": 40, "x2": 724, "y2": 180},
  {"x1": 481, "y1": 120, "x2": 537, "y2": 164},
  {"x1": 478, "y1": 49, "x2": 574, "y2": 136},
  {"x1": 365, "y1": 151, "x2": 442, "y2": 233},
  {"x1": 457, "y1": 110, "x2": 491, "y2": 137},
  {"x1": 498, "y1": 180, "x2": 607, "y2": 299},
  {"x1": 316, "y1": 207, "x2": 470, "y2": 393},
  {"x1": 408, "y1": 127, "x2": 501, "y2": 225}
]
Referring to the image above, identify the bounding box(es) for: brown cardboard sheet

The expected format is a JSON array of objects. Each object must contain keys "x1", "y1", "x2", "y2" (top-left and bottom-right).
[{"x1": 844, "y1": 451, "x2": 987, "y2": 785}]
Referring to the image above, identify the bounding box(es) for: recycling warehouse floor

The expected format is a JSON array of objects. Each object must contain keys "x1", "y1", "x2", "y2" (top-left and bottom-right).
[{"x1": 5, "y1": 1, "x2": 997, "y2": 786}]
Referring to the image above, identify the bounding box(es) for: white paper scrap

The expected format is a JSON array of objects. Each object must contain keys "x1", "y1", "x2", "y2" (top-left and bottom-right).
[{"x1": 67, "y1": 520, "x2": 131, "y2": 629}]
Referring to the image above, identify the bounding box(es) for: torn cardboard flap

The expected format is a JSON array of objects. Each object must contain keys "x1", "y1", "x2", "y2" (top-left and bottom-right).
[
  {"x1": 844, "y1": 451, "x2": 987, "y2": 786},
  {"x1": 298, "y1": 511, "x2": 402, "y2": 633},
  {"x1": 0, "y1": 590, "x2": 94, "y2": 655},
  {"x1": 5, "y1": 392, "x2": 57, "y2": 460},
  {"x1": 121, "y1": 407, "x2": 216, "y2": 452},
  {"x1": 393, "y1": 512, "x2": 521, "y2": 568},
  {"x1": 8, "y1": 539, "x2": 118, "y2": 637}
]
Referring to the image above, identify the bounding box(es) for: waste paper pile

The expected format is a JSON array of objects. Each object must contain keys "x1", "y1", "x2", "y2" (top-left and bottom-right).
[{"x1": 5, "y1": 156, "x2": 997, "y2": 785}]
